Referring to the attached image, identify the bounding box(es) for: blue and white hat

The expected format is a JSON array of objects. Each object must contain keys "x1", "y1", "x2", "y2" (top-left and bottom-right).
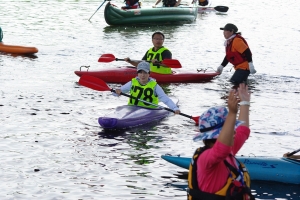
[{"x1": 193, "y1": 106, "x2": 244, "y2": 142}]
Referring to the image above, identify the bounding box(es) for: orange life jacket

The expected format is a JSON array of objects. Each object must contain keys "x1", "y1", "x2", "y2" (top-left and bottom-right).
[{"x1": 226, "y1": 35, "x2": 252, "y2": 66}]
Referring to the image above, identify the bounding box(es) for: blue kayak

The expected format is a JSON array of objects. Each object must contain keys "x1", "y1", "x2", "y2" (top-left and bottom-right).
[{"x1": 161, "y1": 155, "x2": 300, "y2": 184}]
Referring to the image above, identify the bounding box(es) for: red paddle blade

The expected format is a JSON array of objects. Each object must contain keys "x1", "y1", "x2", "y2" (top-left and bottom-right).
[
  {"x1": 191, "y1": 116, "x2": 200, "y2": 125},
  {"x1": 79, "y1": 75, "x2": 111, "y2": 91},
  {"x1": 98, "y1": 54, "x2": 116, "y2": 62},
  {"x1": 161, "y1": 59, "x2": 182, "y2": 68}
]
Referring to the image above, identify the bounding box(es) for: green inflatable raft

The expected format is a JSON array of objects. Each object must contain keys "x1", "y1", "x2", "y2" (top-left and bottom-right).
[{"x1": 104, "y1": 2, "x2": 198, "y2": 26}]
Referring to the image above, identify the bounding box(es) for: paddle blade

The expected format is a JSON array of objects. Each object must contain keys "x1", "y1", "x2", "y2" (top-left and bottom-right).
[
  {"x1": 192, "y1": 116, "x2": 199, "y2": 125},
  {"x1": 79, "y1": 75, "x2": 111, "y2": 91},
  {"x1": 161, "y1": 59, "x2": 182, "y2": 68},
  {"x1": 98, "y1": 54, "x2": 116, "y2": 62},
  {"x1": 214, "y1": 6, "x2": 229, "y2": 12}
]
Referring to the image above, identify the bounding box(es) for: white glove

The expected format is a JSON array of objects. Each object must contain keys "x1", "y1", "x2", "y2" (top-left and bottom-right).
[
  {"x1": 249, "y1": 62, "x2": 256, "y2": 74},
  {"x1": 217, "y1": 65, "x2": 224, "y2": 74}
]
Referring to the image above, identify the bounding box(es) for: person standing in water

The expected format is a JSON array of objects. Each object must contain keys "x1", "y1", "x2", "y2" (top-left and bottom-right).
[{"x1": 216, "y1": 23, "x2": 257, "y2": 87}]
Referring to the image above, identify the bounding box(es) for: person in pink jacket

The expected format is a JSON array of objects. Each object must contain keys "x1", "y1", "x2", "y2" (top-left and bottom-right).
[{"x1": 188, "y1": 83, "x2": 255, "y2": 200}]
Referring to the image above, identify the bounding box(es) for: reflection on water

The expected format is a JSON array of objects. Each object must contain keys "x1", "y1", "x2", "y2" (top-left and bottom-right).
[
  {"x1": 103, "y1": 24, "x2": 194, "y2": 35},
  {"x1": 0, "y1": 52, "x2": 38, "y2": 59}
]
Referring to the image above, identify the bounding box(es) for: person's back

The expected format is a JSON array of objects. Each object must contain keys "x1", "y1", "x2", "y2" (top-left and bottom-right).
[
  {"x1": 153, "y1": 0, "x2": 181, "y2": 7},
  {"x1": 122, "y1": 0, "x2": 140, "y2": 9},
  {"x1": 162, "y1": 0, "x2": 177, "y2": 7}
]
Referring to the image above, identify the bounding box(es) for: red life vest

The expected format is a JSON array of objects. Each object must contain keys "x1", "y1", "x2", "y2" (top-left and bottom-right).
[
  {"x1": 123, "y1": 0, "x2": 140, "y2": 9},
  {"x1": 225, "y1": 35, "x2": 252, "y2": 66}
]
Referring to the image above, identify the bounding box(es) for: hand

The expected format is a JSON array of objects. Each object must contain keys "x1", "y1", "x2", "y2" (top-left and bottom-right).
[
  {"x1": 151, "y1": 59, "x2": 158, "y2": 63},
  {"x1": 249, "y1": 62, "x2": 257, "y2": 74},
  {"x1": 124, "y1": 57, "x2": 131, "y2": 62},
  {"x1": 227, "y1": 89, "x2": 239, "y2": 114},
  {"x1": 217, "y1": 65, "x2": 224, "y2": 74},
  {"x1": 152, "y1": 5, "x2": 156, "y2": 7},
  {"x1": 115, "y1": 89, "x2": 121, "y2": 96},
  {"x1": 237, "y1": 83, "x2": 250, "y2": 102},
  {"x1": 174, "y1": 110, "x2": 180, "y2": 114},
  {"x1": 283, "y1": 153, "x2": 289, "y2": 158}
]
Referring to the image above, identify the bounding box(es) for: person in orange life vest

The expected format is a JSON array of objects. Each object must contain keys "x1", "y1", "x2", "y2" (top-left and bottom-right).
[
  {"x1": 217, "y1": 23, "x2": 257, "y2": 87},
  {"x1": 121, "y1": 0, "x2": 141, "y2": 9},
  {"x1": 283, "y1": 152, "x2": 300, "y2": 160},
  {"x1": 188, "y1": 83, "x2": 254, "y2": 199},
  {"x1": 114, "y1": 62, "x2": 180, "y2": 114},
  {"x1": 152, "y1": 0, "x2": 181, "y2": 7},
  {"x1": 124, "y1": 32, "x2": 172, "y2": 74}
]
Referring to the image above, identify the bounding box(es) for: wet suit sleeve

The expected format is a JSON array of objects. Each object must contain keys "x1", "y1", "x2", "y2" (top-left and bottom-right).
[
  {"x1": 243, "y1": 48, "x2": 252, "y2": 62},
  {"x1": 161, "y1": 49, "x2": 172, "y2": 59},
  {"x1": 221, "y1": 56, "x2": 229, "y2": 67}
]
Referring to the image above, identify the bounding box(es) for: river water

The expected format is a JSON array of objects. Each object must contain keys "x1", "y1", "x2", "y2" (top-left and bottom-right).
[{"x1": 1, "y1": 0, "x2": 300, "y2": 199}]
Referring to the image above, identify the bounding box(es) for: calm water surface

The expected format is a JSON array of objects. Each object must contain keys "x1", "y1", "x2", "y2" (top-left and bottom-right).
[{"x1": 1, "y1": 0, "x2": 300, "y2": 199}]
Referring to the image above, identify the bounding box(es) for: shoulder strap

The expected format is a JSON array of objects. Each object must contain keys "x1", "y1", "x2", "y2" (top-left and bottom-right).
[{"x1": 223, "y1": 159, "x2": 240, "y2": 178}]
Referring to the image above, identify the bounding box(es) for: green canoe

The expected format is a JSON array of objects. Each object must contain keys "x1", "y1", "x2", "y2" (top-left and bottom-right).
[{"x1": 104, "y1": 2, "x2": 198, "y2": 26}]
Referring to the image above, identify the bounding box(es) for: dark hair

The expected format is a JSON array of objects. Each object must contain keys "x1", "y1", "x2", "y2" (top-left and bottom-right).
[
  {"x1": 203, "y1": 139, "x2": 217, "y2": 147},
  {"x1": 152, "y1": 32, "x2": 165, "y2": 39}
]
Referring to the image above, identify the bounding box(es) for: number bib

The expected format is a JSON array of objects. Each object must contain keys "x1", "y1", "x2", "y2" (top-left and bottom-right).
[
  {"x1": 128, "y1": 78, "x2": 159, "y2": 108},
  {"x1": 146, "y1": 47, "x2": 172, "y2": 74}
]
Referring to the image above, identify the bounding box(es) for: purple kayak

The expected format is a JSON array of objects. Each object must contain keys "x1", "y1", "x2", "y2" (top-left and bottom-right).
[{"x1": 98, "y1": 98, "x2": 179, "y2": 130}]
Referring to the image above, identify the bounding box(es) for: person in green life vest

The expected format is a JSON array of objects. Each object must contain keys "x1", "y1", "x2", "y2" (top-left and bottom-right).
[
  {"x1": 124, "y1": 32, "x2": 172, "y2": 74},
  {"x1": 114, "y1": 61, "x2": 180, "y2": 114},
  {"x1": 0, "y1": 27, "x2": 3, "y2": 42}
]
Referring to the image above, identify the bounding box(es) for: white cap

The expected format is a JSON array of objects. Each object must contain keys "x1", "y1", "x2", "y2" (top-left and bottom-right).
[{"x1": 137, "y1": 62, "x2": 150, "y2": 73}]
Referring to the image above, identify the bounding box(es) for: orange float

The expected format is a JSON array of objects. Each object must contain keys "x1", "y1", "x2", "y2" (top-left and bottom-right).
[{"x1": 0, "y1": 42, "x2": 38, "y2": 54}]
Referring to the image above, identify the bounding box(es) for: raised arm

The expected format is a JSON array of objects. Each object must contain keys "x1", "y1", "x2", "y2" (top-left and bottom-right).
[
  {"x1": 217, "y1": 89, "x2": 239, "y2": 146},
  {"x1": 237, "y1": 83, "x2": 250, "y2": 127}
]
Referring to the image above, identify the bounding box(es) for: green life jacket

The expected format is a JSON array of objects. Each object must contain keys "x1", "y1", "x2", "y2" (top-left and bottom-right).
[
  {"x1": 128, "y1": 78, "x2": 159, "y2": 108},
  {"x1": 187, "y1": 146, "x2": 255, "y2": 200},
  {"x1": 146, "y1": 47, "x2": 172, "y2": 74}
]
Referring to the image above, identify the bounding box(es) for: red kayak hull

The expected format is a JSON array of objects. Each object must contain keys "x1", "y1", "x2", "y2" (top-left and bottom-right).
[{"x1": 74, "y1": 66, "x2": 219, "y2": 84}]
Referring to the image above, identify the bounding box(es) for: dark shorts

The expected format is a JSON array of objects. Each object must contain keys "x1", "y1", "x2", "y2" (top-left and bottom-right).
[{"x1": 230, "y1": 69, "x2": 250, "y2": 86}]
